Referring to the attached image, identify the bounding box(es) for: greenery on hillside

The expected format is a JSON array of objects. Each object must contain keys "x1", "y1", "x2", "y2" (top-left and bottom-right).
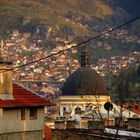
[
  {"x1": 0, "y1": 0, "x2": 140, "y2": 59},
  {"x1": 109, "y1": 63, "x2": 140, "y2": 102},
  {"x1": 0, "y1": 0, "x2": 114, "y2": 37},
  {"x1": 0, "y1": 0, "x2": 139, "y2": 36}
]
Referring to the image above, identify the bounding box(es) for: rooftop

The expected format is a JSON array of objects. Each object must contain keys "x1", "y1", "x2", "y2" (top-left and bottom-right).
[{"x1": 0, "y1": 83, "x2": 51, "y2": 108}]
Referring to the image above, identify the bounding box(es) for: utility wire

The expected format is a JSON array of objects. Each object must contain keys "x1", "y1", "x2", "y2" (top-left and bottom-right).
[
  {"x1": 1, "y1": 15, "x2": 140, "y2": 138},
  {"x1": 12, "y1": 15, "x2": 140, "y2": 70},
  {"x1": 1, "y1": 15, "x2": 139, "y2": 73},
  {"x1": 12, "y1": 15, "x2": 140, "y2": 139}
]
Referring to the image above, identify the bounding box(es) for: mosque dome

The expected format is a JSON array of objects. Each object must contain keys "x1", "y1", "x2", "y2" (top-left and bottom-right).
[{"x1": 62, "y1": 47, "x2": 107, "y2": 96}]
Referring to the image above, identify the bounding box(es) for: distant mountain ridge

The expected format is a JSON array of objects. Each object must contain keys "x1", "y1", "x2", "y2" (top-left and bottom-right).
[
  {"x1": 0, "y1": 0, "x2": 127, "y2": 36},
  {"x1": 0, "y1": 0, "x2": 140, "y2": 86},
  {"x1": 0, "y1": 0, "x2": 140, "y2": 58}
]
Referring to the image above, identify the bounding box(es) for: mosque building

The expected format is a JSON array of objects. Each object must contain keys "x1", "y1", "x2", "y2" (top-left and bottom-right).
[
  {"x1": 58, "y1": 46, "x2": 140, "y2": 128},
  {"x1": 59, "y1": 47, "x2": 110, "y2": 120}
]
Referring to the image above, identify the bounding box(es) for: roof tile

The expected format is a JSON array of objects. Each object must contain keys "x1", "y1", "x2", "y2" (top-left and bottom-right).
[{"x1": 0, "y1": 83, "x2": 50, "y2": 107}]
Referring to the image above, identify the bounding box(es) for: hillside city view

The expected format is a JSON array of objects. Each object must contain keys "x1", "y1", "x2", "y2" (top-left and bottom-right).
[{"x1": 0, "y1": 0, "x2": 140, "y2": 140}]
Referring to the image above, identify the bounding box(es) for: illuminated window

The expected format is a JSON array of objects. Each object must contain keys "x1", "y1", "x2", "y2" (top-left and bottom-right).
[
  {"x1": 21, "y1": 108, "x2": 25, "y2": 120},
  {"x1": 29, "y1": 108, "x2": 37, "y2": 120}
]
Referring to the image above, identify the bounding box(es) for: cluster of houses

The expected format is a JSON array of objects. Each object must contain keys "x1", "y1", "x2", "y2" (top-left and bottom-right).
[
  {"x1": 0, "y1": 46, "x2": 140, "y2": 140},
  {"x1": 93, "y1": 54, "x2": 137, "y2": 77},
  {"x1": 0, "y1": 30, "x2": 79, "y2": 82},
  {"x1": 0, "y1": 28, "x2": 139, "y2": 85},
  {"x1": 109, "y1": 29, "x2": 140, "y2": 44}
]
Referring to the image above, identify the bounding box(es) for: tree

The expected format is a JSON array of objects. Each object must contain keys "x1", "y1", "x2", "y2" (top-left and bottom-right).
[
  {"x1": 109, "y1": 68, "x2": 130, "y2": 103},
  {"x1": 116, "y1": 70, "x2": 130, "y2": 103}
]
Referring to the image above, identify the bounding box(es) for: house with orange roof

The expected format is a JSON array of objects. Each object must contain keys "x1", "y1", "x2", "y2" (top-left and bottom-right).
[{"x1": 0, "y1": 59, "x2": 51, "y2": 140}]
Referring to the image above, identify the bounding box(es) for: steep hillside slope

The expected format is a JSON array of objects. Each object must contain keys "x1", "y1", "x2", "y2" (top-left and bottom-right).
[{"x1": 0, "y1": 0, "x2": 114, "y2": 37}]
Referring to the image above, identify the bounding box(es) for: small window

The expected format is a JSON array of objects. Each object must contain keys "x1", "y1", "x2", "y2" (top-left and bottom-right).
[
  {"x1": 75, "y1": 107, "x2": 81, "y2": 114},
  {"x1": 29, "y1": 108, "x2": 37, "y2": 120},
  {"x1": 21, "y1": 108, "x2": 25, "y2": 120},
  {"x1": 63, "y1": 107, "x2": 67, "y2": 115}
]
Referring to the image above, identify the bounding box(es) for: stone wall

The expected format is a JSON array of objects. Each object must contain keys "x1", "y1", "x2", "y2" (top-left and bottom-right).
[{"x1": 127, "y1": 118, "x2": 140, "y2": 131}]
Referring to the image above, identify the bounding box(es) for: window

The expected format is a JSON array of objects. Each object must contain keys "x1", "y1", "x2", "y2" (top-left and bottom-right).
[
  {"x1": 75, "y1": 107, "x2": 81, "y2": 114},
  {"x1": 21, "y1": 108, "x2": 25, "y2": 120},
  {"x1": 29, "y1": 108, "x2": 37, "y2": 120},
  {"x1": 63, "y1": 107, "x2": 66, "y2": 115}
]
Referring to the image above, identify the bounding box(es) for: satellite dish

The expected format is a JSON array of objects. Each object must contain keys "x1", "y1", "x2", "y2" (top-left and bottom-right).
[
  {"x1": 104, "y1": 102, "x2": 113, "y2": 111},
  {"x1": 104, "y1": 102, "x2": 113, "y2": 127}
]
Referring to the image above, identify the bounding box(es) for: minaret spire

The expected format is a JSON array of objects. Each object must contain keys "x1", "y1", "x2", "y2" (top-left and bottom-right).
[{"x1": 80, "y1": 46, "x2": 90, "y2": 67}]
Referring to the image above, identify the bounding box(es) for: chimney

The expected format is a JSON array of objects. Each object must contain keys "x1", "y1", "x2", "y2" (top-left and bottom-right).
[{"x1": 0, "y1": 59, "x2": 13, "y2": 100}]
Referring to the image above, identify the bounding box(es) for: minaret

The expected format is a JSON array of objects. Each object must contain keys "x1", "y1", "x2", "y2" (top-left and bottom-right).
[
  {"x1": 80, "y1": 46, "x2": 90, "y2": 67},
  {"x1": 0, "y1": 58, "x2": 13, "y2": 100}
]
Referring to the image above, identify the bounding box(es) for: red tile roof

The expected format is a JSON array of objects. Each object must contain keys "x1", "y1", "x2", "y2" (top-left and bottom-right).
[
  {"x1": 123, "y1": 102, "x2": 140, "y2": 115},
  {"x1": 0, "y1": 83, "x2": 51, "y2": 107}
]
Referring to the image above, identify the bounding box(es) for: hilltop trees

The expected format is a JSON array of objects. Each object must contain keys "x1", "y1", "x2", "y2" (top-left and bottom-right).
[{"x1": 109, "y1": 63, "x2": 140, "y2": 103}]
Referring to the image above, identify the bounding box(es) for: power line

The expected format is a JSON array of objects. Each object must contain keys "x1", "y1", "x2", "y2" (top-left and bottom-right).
[
  {"x1": 0, "y1": 15, "x2": 140, "y2": 74},
  {"x1": 2, "y1": 15, "x2": 139, "y2": 138},
  {"x1": 11, "y1": 15, "x2": 140, "y2": 139},
  {"x1": 12, "y1": 15, "x2": 140, "y2": 70}
]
